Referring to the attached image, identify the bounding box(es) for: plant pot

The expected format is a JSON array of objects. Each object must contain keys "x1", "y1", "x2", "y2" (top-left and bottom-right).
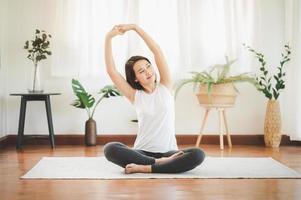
[
  {"x1": 85, "y1": 118, "x2": 97, "y2": 146},
  {"x1": 264, "y1": 100, "x2": 282, "y2": 147},
  {"x1": 196, "y1": 83, "x2": 237, "y2": 106}
]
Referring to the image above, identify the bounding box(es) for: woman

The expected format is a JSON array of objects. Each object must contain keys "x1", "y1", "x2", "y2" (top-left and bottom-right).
[{"x1": 104, "y1": 24, "x2": 205, "y2": 174}]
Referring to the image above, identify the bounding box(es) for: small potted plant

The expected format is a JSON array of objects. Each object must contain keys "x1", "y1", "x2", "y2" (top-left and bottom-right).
[
  {"x1": 23, "y1": 29, "x2": 52, "y2": 93},
  {"x1": 244, "y1": 44, "x2": 291, "y2": 147},
  {"x1": 71, "y1": 79, "x2": 122, "y2": 146},
  {"x1": 175, "y1": 57, "x2": 256, "y2": 106}
]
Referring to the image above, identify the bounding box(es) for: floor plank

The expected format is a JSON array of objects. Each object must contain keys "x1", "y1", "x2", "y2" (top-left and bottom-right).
[{"x1": 1, "y1": 144, "x2": 301, "y2": 200}]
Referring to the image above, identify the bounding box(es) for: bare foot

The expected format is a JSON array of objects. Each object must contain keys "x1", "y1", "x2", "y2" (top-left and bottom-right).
[
  {"x1": 155, "y1": 151, "x2": 184, "y2": 164},
  {"x1": 125, "y1": 163, "x2": 151, "y2": 174}
]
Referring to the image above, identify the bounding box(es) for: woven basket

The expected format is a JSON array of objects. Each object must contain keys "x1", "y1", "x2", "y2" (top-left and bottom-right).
[
  {"x1": 264, "y1": 100, "x2": 282, "y2": 147},
  {"x1": 196, "y1": 83, "x2": 237, "y2": 106}
]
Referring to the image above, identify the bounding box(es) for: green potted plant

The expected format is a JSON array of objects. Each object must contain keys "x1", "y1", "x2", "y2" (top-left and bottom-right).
[
  {"x1": 23, "y1": 29, "x2": 52, "y2": 93},
  {"x1": 71, "y1": 79, "x2": 122, "y2": 146},
  {"x1": 244, "y1": 44, "x2": 291, "y2": 147},
  {"x1": 175, "y1": 57, "x2": 256, "y2": 106}
]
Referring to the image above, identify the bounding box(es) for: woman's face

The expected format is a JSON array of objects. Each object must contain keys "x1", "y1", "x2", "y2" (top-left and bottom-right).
[{"x1": 133, "y1": 59, "x2": 156, "y2": 86}]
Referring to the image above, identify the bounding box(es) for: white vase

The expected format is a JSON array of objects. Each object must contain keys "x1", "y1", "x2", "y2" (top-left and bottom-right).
[{"x1": 28, "y1": 63, "x2": 44, "y2": 93}]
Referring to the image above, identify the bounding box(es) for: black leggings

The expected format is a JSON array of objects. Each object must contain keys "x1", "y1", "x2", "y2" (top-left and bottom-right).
[{"x1": 103, "y1": 142, "x2": 206, "y2": 173}]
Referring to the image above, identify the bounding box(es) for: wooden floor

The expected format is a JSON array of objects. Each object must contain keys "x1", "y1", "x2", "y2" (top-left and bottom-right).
[{"x1": 1, "y1": 144, "x2": 301, "y2": 200}]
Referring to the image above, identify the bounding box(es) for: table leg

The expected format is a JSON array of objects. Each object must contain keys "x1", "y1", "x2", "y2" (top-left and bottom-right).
[
  {"x1": 45, "y1": 96, "x2": 55, "y2": 148},
  {"x1": 17, "y1": 97, "x2": 27, "y2": 149},
  {"x1": 196, "y1": 109, "x2": 210, "y2": 147},
  {"x1": 218, "y1": 108, "x2": 224, "y2": 150},
  {"x1": 223, "y1": 110, "x2": 232, "y2": 148}
]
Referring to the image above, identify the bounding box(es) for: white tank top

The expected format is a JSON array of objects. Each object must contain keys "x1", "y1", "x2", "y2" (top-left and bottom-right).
[{"x1": 133, "y1": 83, "x2": 178, "y2": 153}]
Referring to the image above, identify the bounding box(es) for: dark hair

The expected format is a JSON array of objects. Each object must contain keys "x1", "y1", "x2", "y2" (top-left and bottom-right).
[{"x1": 125, "y1": 55, "x2": 151, "y2": 90}]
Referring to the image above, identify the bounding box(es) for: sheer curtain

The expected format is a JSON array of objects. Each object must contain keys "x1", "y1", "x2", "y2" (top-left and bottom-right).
[
  {"x1": 51, "y1": 0, "x2": 260, "y2": 81},
  {"x1": 50, "y1": 0, "x2": 301, "y2": 140},
  {"x1": 283, "y1": 0, "x2": 301, "y2": 141},
  {"x1": 52, "y1": 0, "x2": 128, "y2": 83},
  {"x1": 178, "y1": 0, "x2": 260, "y2": 78}
]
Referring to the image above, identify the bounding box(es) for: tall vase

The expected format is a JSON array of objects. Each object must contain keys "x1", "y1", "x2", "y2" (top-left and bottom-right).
[
  {"x1": 28, "y1": 62, "x2": 43, "y2": 93},
  {"x1": 85, "y1": 118, "x2": 97, "y2": 146},
  {"x1": 264, "y1": 100, "x2": 282, "y2": 147}
]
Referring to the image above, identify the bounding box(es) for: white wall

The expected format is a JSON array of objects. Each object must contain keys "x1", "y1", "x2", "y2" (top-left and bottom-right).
[
  {"x1": 3, "y1": 0, "x2": 285, "y2": 136},
  {"x1": 0, "y1": 0, "x2": 8, "y2": 138}
]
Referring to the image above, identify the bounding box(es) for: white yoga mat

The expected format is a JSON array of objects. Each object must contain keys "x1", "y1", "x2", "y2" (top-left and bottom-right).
[{"x1": 21, "y1": 156, "x2": 301, "y2": 179}]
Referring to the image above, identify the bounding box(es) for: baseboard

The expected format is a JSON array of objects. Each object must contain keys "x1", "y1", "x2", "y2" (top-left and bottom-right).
[
  {"x1": 0, "y1": 134, "x2": 300, "y2": 147},
  {"x1": 0, "y1": 135, "x2": 9, "y2": 148}
]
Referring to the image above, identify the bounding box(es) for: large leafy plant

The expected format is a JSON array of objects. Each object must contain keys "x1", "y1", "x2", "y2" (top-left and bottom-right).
[
  {"x1": 244, "y1": 44, "x2": 291, "y2": 100},
  {"x1": 71, "y1": 79, "x2": 122, "y2": 119},
  {"x1": 175, "y1": 57, "x2": 256, "y2": 97}
]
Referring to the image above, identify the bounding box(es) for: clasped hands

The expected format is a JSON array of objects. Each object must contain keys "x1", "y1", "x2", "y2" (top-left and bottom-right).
[{"x1": 107, "y1": 24, "x2": 137, "y2": 38}]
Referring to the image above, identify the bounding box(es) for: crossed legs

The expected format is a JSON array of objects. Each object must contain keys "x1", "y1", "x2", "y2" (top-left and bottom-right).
[{"x1": 104, "y1": 142, "x2": 206, "y2": 174}]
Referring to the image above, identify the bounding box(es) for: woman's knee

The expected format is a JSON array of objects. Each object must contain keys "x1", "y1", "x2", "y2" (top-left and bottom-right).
[
  {"x1": 103, "y1": 142, "x2": 124, "y2": 159},
  {"x1": 190, "y1": 148, "x2": 206, "y2": 166}
]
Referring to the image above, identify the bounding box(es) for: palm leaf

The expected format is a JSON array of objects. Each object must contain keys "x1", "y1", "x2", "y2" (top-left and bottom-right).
[
  {"x1": 78, "y1": 93, "x2": 95, "y2": 108},
  {"x1": 222, "y1": 74, "x2": 256, "y2": 85},
  {"x1": 71, "y1": 79, "x2": 95, "y2": 108},
  {"x1": 174, "y1": 56, "x2": 257, "y2": 100},
  {"x1": 219, "y1": 58, "x2": 236, "y2": 81},
  {"x1": 72, "y1": 79, "x2": 87, "y2": 96},
  {"x1": 98, "y1": 85, "x2": 122, "y2": 98},
  {"x1": 70, "y1": 99, "x2": 85, "y2": 109},
  {"x1": 207, "y1": 82, "x2": 213, "y2": 96}
]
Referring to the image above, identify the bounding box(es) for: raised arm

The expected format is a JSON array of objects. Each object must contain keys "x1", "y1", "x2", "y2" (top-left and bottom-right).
[
  {"x1": 104, "y1": 27, "x2": 136, "y2": 103},
  {"x1": 120, "y1": 24, "x2": 172, "y2": 89}
]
